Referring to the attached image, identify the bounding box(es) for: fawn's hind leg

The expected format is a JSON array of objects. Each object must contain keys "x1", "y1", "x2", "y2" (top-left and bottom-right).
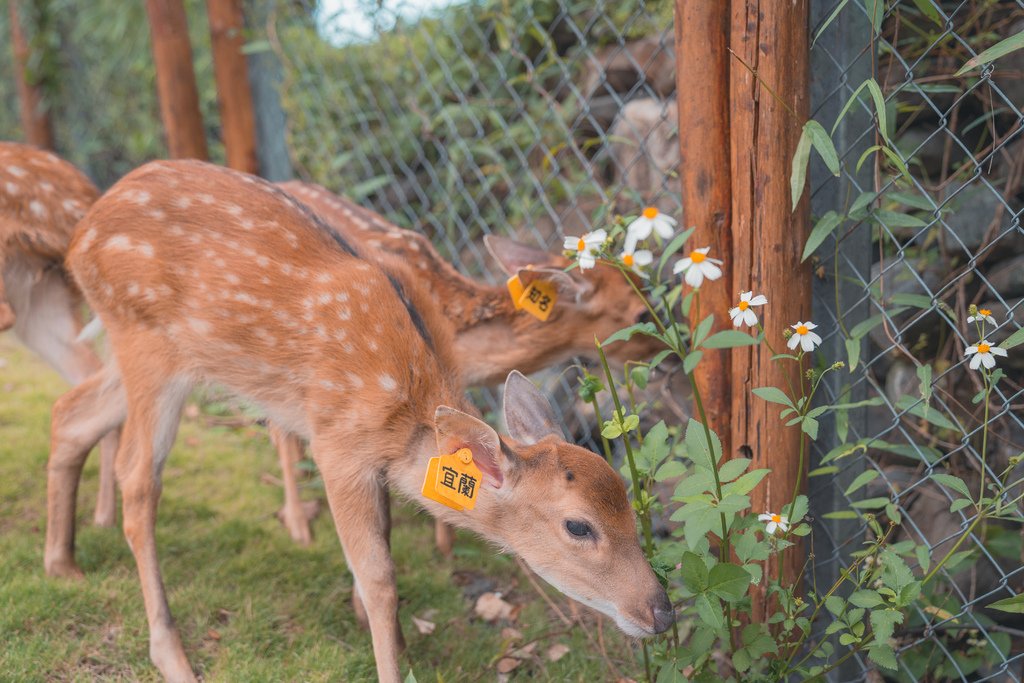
[
  {"x1": 45, "y1": 364, "x2": 126, "y2": 578},
  {"x1": 268, "y1": 424, "x2": 315, "y2": 545}
]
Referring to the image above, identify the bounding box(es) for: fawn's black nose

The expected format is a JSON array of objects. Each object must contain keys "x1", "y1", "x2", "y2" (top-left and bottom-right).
[{"x1": 651, "y1": 590, "x2": 675, "y2": 633}]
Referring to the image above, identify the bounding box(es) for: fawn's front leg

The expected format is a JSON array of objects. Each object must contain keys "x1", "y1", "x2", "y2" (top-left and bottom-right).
[{"x1": 313, "y1": 443, "x2": 405, "y2": 683}]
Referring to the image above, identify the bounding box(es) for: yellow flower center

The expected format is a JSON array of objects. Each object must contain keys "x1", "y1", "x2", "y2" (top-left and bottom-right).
[
  {"x1": 690, "y1": 251, "x2": 706, "y2": 263},
  {"x1": 623, "y1": 253, "x2": 635, "y2": 267},
  {"x1": 738, "y1": 301, "x2": 749, "y2": 311},
  {"x1": 979, "y1": 309, "x2": 991, "y2": 317},
  {"x1": 577, "y1": 238, "x2": 586, "y2": 251},
  {"x1": 642, "y1": 206, "x2": 658, "y2": 219},
  {"x1": 796, "y1": 325, "x2": 809, "y2": 336},
  {"x1": 977, "y1": 343, "x2": 991, "y2": 354},
  {"x1": 771, "y1": 514, "x2": 781, "y2": 524}
]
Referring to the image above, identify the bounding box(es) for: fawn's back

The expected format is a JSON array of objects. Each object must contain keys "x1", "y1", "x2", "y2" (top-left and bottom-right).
[{"x1": 67, "y1": 160, "x2": 459, "y2": 441}]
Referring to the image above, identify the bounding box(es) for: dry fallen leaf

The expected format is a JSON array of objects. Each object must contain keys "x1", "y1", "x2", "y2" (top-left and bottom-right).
[
  {"x1": 411, "y1": 616, "x2": 436, "y2": 635},
  {"x1": 475, "y1": 592, "x2": 514, "y2": 622},
  {"x1": 500, "y1": 627, "x2": 523, "y2": 642},
  {"x1": 510, "y1": 642, "x2": 536, "y2": 659},
  {"x1": 546, "y1": 643, "x2": 570, "y2": 662},
  {"x1": 206, "y1": 628, "x2": 221, "y2": 641},
  {"x1": 496, "y1": 657, "x2": 521, "y2": 674}
]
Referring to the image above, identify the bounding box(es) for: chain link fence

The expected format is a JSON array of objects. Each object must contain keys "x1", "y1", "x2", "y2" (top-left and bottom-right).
[{"x1": 809, "y1": 1, "x2": 1024, "y2": 680}]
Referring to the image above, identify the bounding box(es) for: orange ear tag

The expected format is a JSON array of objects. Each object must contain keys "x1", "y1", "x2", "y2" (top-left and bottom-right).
[
  {"x1": 506, "y1": 274, "x2": 526, "y2": 310},
  {"x1": 516, "y1": 279, "x2": 557, "y2": 321},
  {"x1": 421, "y1": 447, "x2": 483, "y2": 511}
]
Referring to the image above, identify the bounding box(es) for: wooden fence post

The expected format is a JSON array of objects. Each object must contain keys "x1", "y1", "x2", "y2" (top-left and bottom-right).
[
  {"x1": 207, "y1": 0, "x2": 259, "y2": 173},
  {"x1": 145, "y1": 0, "x2": 209, "y2": 159},
  {"x1": 728, "y1": 0, "x2": 811, "y2": 619},
  {"x1": 675, "y1": 0, "x2": 734, "y2": 458},
  {"x1": 9, "y1": 0, "x2": 55, "y2": 149}
]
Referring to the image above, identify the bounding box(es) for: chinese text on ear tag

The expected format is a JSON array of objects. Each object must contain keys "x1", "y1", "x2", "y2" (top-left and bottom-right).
[
  {"x1": 421, "y1": 447, "x2": 482, "y2": 511},
  {"x1": 506, "y1": 274, "x2": 557, "y2": 322}
]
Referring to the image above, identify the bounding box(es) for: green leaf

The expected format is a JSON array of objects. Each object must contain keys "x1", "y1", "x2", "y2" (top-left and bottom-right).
[
  {"x1": 802, "y1": 416, "x2": 820, "y2": 440},
  {"x1": 684, "y1": 419, "x2": 722, "y2": 470},
  {"x1": 868, "y1": 644, "x2": 898, "y2": 671},
  {"x1": 1001, "y1": 326, "x2": 1024, "y2": 349},
  {"x1": 404, "y1": 669, "x2": 419, "y2": 683},
  {"x1": 873, "y1": 209, "x2": 926, "y2": 228},
  {"x1": 931, "y1": 473, "x2": 971, "y2": 500},
  {"x1": 724, "y1": 469, "x2": 770, "y2": 496},
  {"x1": 807, "y1": 120, "x2": 840, "y2": 176},
  {"x1": 864, "y1": 78, "x2": 889, "y2": 144},
  {"x1": 683, "y1": 351, "x2": 703, "y2": 374},
  {"x1": 752, "y1": 387, "x2": 794, "y2": 409},
  {"x1": 895, "y1": 396, "x2": 957, "y2": 431},
  {"x1": 811, "y1": 0, "x2": 849, "y2": 47},
  {"x1": 601, "y1": 421, "x2": 622, "y2": 439},
  {"x1": 910, "y1": 0, "x2": 942, "y2": 26},
  {"x1": 791, "y1": 123, "x2": 814, "y2": 210},
  {"x1": 693, "y1": 315, "x2": 714, "y2": 347},
  {"x1": 658, "y1": 227, "x2": 695, "y2": 274},
  {"x1": 809, "y1": 466, "x2": 839, "y2": 477},
  {"x1": 849, "y1": 589, "x2": 884, "y2": 608},
  {"x1": 350, "y1": 175, "x2": 393, "y2": 200},
  {"x1": 655, "y1": 460, "x2": 687, "y2": 482},
  {"x1": 845, "y1": 337, "x2": 861, "y2": 372},
  {"x1": 956, "y1": 28, "x2": 1024, "y2": 76},
  {"x1": 889, "y1": 293, "x2": 932, "y2": 309},
  {"x1": 604, "y1": 322, "x2": 658, "y2": 346},
  {"x1": 987, "y1": 594, "x2": 1024, "y2": 614},
  {"x1": 622, "y1": 414, "x2": 640, "y2": 433},
  {"x1": 707, "y1": 563, "x2": 753, "y2": 601},
  {"x1": 917, "y1": 364, "x2": 933, "y2": 404},
  {"x1": 695, "y1": 593, "x2": 724, "y2": 631},
  {"x1": 851, "y1": 497, "x2": 889, "y2": 509},
  {"x1": 802, "y1": 210, "x2": 845, "y2": 262},
  {"x1": 950, "y1": 498, "x2": 973, "y2": 513},
  {"x1": 870, "y1": 608, "x2": 904, "y2": 643},
  {"x1": 679, "y1": 551, "x2": 709, "y2": 592},
  {"x1": 718, "y1": 458, "x2": 752, "y2": 483},
  {"x1": 701, "y1": 330, "x2": 759, "y2": 349},
  {"x1": 845, "y1": 470, "x2": 879, "y2": 496},
  {"x1": 863, "y1": 0, "x2": 884, "y2": 37}
]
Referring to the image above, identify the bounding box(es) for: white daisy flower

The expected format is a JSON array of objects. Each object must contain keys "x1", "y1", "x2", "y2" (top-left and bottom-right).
[
  {"x1": 787, "y1": 321, "x2": 822, "y2": 352},
  {"x1": 965, "y1": 339, "x2": 1007, "y2": 370},
  {"x1": 967, "y1": 308, "x2": 996, "y2": 326},
  {"x1": 729, "y1": 291, "x2": 768, "y2": 328},
  {"x1": 562, "y1": 229, "x2": 607, "y2": 270},
  {"x1": 619, "y1": 245, "x2": 653, "y2": 277},
  {"x1": 625, "y1": 206, "x2": 676, "y2": 252},
  {"x1": 672, "y1": 247, "x2": 723, "y2": 288},
  {"x1": 758, "y1": 512, "x2": 790, "y2": 535}
]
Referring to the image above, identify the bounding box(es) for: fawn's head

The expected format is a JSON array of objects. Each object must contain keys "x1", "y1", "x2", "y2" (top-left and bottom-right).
[
  {"x1": 484, "y1": 235, "x2": 665, "y2": 367},
  {"x1": 434, "y1": 371, "x2": 673, "y2": 637}
]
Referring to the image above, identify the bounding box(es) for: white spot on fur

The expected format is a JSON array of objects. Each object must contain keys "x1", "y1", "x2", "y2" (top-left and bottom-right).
[
  {"x1": 346, "y1": 373, "x2": 365, "y2": 389},
  {"x1": 39, "y1": 181, "x2": 54, "y2": 193},
  {"x1": 4, "y1": 181, "x2": 18, "y2": 195},
  {"x1": 172, "y1": 196, "x2": 192, "y2": 209},
  {"x1": 187, "y1": 317, "x2": 211, "y2": 335},
  {"x1": 198, "y1": 193, "x2": 215, "y2": 205},
  {"x1": 7, "y1": 165, "x2": 26, "y2": 178},
  {"x1": 29, "y1": 200, "x2": 46, "y2": 218},
  {"x1": 131, "y1": 190, "x2": 151, "y2": 204},
  {"x1": 226, "y1": 273, "x2": 240, "y2": 285},
  {"x1": 256, "y1": 255, "x2": 270, "y2": 268},
  {"x1": 318, "y1": 293, "x2": 332, "y2": 305},
  {"x1": 378, "y1": 374, "x2": 397, "y2": 391}
]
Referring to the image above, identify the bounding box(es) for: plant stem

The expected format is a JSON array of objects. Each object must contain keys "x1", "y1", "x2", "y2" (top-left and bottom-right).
[
  {"x1": 589, "y1": 396, "x2": 614, "y2": 464},
  {"x1": 978, "y1": 371, "x2": 991, "y2": 506},
  {"x1": 597, "y1": 341, "x2": 654, "y2": 557},
  {"x1": 921, "y1": 513, "x2": 983, "y2": 586}
]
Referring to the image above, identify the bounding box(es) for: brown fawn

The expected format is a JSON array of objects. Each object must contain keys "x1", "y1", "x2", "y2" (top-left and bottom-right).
[
  {"x1": 0, "y1": 142, "x2": 120, "y2": 527},
  {"x1": 274, "y1": 180, "x2": 664, "y2": 547},
  {"x1": 47, "y1": 160, "x2": 673, "y2": 682}
]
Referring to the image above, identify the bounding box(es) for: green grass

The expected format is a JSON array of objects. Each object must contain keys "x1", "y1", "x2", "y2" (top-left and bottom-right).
[{"x1": 0, "y1": 334, "x2": 639, "y2": 682}]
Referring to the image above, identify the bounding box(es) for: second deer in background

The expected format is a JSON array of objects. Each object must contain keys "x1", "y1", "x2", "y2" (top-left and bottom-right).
[{"x1": 274, "y1": 179, "x2": 666, "y2": 549}]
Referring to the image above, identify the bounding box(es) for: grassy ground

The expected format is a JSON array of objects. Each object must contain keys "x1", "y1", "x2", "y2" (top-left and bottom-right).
[{"x1": 0, "y1": 333, "x2": 640, "y2": 682}]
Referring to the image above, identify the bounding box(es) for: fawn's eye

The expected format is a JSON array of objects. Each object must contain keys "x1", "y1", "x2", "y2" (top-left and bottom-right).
[{"x1": 565, "y1": 520, "x2": 594, "y2": 538}]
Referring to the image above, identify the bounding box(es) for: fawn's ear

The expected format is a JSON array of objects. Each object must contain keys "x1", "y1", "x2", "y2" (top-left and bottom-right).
[
  {"x1": 503, "y1": 371, "x2": 565, "y2": 445},
  {"x1": 485, "y1": 234, "x2": 561, "y2": 274},
  {"x1": 434, "y1": 406, "x2": 514, "y2": 488}
]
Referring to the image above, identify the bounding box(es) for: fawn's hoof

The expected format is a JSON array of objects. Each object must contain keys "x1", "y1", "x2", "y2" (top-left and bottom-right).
[
  {"x1": 276, "y1": 500, "x2": 320, "y2": 545},
  {"x1": 45, "y1": 556, "x2": 85, "y2": 581}
]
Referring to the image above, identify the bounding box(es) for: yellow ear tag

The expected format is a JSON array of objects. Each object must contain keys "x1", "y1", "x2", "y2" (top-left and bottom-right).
[
  {"x1": 506, "y1": 274, "x2": 526, "y2": 310},
  {"x1": 421, "y1": 447, "x2": 483, "y2": 511},
  {"x1": 516, "y1": 279, "x2": 557, "y2": 321}
]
